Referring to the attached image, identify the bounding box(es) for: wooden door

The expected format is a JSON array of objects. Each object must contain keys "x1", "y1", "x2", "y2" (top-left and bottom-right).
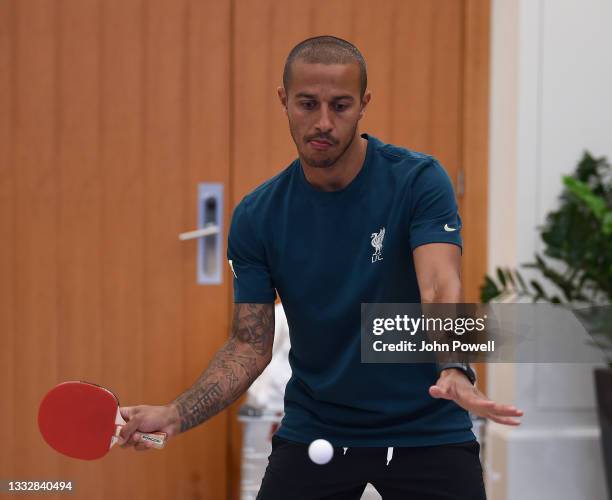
[{"x1": 0, "y1": 1, "x2": 231, "y2": 498}]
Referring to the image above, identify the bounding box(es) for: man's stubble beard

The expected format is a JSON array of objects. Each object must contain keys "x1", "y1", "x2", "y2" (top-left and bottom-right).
[{"x1": 289, "y1": 120, "x2": 359, "y2": 169}]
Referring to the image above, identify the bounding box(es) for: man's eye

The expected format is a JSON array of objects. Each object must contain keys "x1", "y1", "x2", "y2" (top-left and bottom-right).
[
  {"x1": 334, "y1": 103, "x2": 348, "y2": 112},
  {"x1": 301, "y1": 101, "x2": 316, "y2": 110}
]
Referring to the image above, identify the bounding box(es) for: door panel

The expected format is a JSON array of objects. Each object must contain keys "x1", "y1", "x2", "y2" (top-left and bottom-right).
[{"x1": 1, "y1": 1, "x2": 231, "y2": 498}]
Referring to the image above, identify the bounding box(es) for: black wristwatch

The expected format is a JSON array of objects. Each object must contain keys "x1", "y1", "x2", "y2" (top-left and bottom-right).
[{"x1": 438, "y1": 362, "x2": 477, "y2": 385}]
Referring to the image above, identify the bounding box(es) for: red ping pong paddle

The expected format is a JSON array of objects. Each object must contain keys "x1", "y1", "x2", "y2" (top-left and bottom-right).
[{"x1": 38, "y1": 381, "x2": 166, "y2": 460}]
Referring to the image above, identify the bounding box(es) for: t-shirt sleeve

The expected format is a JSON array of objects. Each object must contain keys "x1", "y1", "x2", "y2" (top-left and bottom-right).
[
  {"x1": 408, "y1": 159, "x2": 463, "y2": 254},
  {"x1": 227, "y1": 199, "x2": 277, "y2": 303}
]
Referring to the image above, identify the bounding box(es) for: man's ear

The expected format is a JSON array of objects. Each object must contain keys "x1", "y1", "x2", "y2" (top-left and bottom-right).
[
  {"x1": 277, "y1": 87, "x2": 288, "y2": 114},
  {"x1": 358, "y1": 90, "x2": 372, "y2": 120}
]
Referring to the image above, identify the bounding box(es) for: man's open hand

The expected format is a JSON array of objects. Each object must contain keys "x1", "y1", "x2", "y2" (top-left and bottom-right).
[{"x1": 429, "y1": 369, "x2": 523, "y2": 426}]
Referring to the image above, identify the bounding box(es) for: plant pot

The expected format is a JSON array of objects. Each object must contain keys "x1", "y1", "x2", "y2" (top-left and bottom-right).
[{"x1": 595, "y1": 367, "x2": 612, "y2": 498}]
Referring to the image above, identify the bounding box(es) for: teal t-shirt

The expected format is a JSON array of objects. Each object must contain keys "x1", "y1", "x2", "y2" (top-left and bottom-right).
[{"x1": 227, "y1": 133, "x2": 474, "y2": 447}]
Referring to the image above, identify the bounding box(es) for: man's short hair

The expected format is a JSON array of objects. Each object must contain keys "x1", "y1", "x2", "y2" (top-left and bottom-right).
[{"x1": 283, "y1": 36, "x2": 368, "y2": 98}]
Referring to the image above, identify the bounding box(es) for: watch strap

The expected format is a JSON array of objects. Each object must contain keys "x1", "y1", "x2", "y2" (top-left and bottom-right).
[{"x1": 438, "y1": 362, "x2": 477, "y2": 385}]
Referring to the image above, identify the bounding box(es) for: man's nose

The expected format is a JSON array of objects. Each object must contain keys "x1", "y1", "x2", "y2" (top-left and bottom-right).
[{"x1": 315, "y1": 104, "x2": 333, "y2": 132}]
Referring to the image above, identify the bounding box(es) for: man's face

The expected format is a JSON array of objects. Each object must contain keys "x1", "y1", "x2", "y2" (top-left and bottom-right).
[{"x1": 279, "y1": 60, "x2": 370, "y2": 168}]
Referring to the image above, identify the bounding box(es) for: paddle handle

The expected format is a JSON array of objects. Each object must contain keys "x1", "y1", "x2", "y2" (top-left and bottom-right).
[
  {"x1": 135, "y1": 430, "x2": 166, "y2": 449},
  {"x1": 114, "y1": 426, "x2": 167, "y2": 449}
]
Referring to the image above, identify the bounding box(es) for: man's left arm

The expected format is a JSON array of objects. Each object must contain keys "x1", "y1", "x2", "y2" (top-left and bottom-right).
[{"x1": 413, "y1": 243, "x2": 523, "y2": 426}]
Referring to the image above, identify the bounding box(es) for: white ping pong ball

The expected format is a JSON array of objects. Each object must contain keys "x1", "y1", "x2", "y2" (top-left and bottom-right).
[{"x1": 308, "y1": 439, "x2": 334, "y2": 465}]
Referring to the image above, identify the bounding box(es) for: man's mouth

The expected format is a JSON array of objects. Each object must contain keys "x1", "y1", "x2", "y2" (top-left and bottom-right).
[{"x1": 308, "y1": 139, "x2": 333, "y2": 151}]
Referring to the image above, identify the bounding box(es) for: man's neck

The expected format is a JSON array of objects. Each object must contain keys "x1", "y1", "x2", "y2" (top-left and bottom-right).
[{"x1": 301, "y1": 134, "x2": 368, "y2": 192}]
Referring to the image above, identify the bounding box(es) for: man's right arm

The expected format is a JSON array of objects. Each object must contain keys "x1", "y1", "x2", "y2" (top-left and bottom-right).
[
  {"x1": 172, "y1": 303, "x2": 275, "y2": 432},
  {"x1": 118, "y1": 303, "x2": 275, "y2": 448}
]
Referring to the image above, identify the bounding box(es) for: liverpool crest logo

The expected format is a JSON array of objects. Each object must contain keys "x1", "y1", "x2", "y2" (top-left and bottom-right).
[{"x1": 370, "y1": 227, "x2": 385, "y2": 263}]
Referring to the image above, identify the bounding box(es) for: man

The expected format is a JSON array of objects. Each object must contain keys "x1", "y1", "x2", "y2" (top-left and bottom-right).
[{"x1": 119, "y1": 36, "x2": 522, "y2": 499}]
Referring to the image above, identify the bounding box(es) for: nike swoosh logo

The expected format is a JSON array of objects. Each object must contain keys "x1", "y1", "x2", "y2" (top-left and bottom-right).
[{"x1": 444, "y1": 224, "x2": 458, "y2": 232}]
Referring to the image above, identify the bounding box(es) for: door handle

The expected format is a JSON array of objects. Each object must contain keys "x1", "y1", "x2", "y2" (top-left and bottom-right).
[
  {"x1": 179, "y1": 183, "x2": 223, "y2": 285},
  {"x1": 178, "y1": 224, "x2": 220, "y2": 241}
]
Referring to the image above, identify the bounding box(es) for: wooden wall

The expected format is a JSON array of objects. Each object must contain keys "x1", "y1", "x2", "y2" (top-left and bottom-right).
[
  {"x1": 0, "y1": 1, "x2": 490, "y2": 499},
  {"x1": 1, "y1": 1, "x2": 232, "y2": 498}
]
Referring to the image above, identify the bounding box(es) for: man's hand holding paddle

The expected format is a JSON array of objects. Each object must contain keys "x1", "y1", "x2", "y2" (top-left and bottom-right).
[{"x1": 118, "y1": 404, "x2": 181, "y2": 451}]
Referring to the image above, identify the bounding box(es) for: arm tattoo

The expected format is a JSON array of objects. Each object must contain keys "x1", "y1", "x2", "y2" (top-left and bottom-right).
[
  {"x1": 173, "y1": 303, "x2": 275, "y2": 433},
  {"x1": 232, "y1": 303, "x2": 275, "y2": 355}
]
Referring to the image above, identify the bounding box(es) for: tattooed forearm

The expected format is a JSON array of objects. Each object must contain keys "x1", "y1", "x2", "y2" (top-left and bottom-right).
[{"x1": 172, "y1": 303, "x2": 275, "y2": 433}]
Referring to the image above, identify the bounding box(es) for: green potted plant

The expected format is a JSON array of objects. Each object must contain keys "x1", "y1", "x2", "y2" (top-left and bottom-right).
[{"x1": 481, "y1": 152, "x2": 612, "y2": 495}]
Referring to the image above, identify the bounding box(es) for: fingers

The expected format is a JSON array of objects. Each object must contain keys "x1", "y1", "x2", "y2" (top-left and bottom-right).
[
  {"x1": 120, "y1": 431, "x2": 155, "y2": 451},
  {"x1": 485, "y1": 403, "x2": 523, "y2": 426},
  {"x1": 133, "y1": 434, "x2": 154, "y2": 452},
  {"x1": 438, "y1": 383, "x2": 525, "y2": 427},
  {"x1": 429, "y1": 377, "x2": 456, "y2": 400},
  {"x1": 429, "y1": 386, "x2": 449, "y2": 400},
  {"x1": 470, "y1": 398, "x2": 524, "y2": 425},
  {"x1": 486, "y1": 414, "x2": 522, "y2": 426},
  {"x1": 118, "y1": 407, "x2": 141, "y2": 447},
  {"x1": 488, "y1": 404, "x2": 523, "y2": 417},
  {"x1": 118, "y1": 405, "x2": 165, "y2": 452},
  {"x1": 119, "y1": 406, "x2": 132, "y2": 421},
  {"x1": 469, "y1": 398, "x2": 523, "y2": 417},
  {"x1": 461, "y1": 394, "x2": 496, "y2": 411},
  {"x1": 118, "y1": 407, "x2": 154, "y2": 450}
]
